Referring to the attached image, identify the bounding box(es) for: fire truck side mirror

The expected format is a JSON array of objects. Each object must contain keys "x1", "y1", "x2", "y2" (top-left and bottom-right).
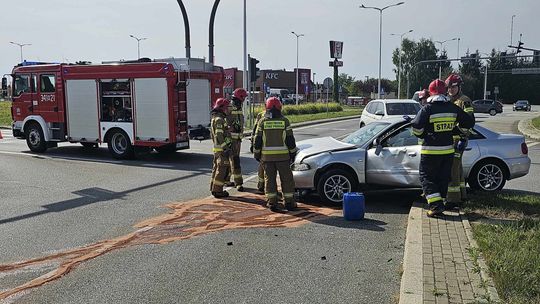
[{"x1": 1, "y1": 77, "x2": 7, "y2": 98}]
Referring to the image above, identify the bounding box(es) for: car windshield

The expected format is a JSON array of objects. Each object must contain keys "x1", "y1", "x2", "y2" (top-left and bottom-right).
[
  {"x1": 385, "y1": 103, "x2": 421, "y2": 115},
  {"x1": 516, "y1": 101, "x2": 528, "y2": 105},
  {"x1": 342, "y1": 122, "x2": 390, "y2": 146}
]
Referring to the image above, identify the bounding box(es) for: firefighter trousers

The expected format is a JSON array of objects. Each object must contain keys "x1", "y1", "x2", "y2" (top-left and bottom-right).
[
  {"x1": 226, "y1": 139, "x2": 243, "y2": 186},
  {"x1": 263, "y1": 161, "x2": 295, "y2": 205},
  {"x1": 419, "y1": 154, "x2": 453, "y2": 210},
  {"x1": 447, "y1": 151, "x2": 466, "y2": 203},
  {"x1": 210, "y1": 152, "x2": 230, "y2": 193},
  {"x1": 257, "y1": 162, "x2": 265, "y2": 190}
]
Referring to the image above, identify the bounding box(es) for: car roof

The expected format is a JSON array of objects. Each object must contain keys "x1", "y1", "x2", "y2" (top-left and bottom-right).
[{"x1": 368, "y1": 99, "x2": 418, "y2": 104}]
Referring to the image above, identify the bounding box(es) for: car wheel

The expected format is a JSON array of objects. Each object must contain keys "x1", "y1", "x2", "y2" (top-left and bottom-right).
[
  {"x1": 26, "y1": 122, "x2": 47, "y2": 153},
  {"x1": 468, "y1": 160, "x2": 506, "y2": 192},
  {"x1": 359, "y1": 122, "x2": 365, "y2": 128},
  {"x1": 107, "y1": 130, "x2": 134, "y2": 159},
  {"x1": 317, "y1": 169, "x2": 358, "y2": 204},
  {"x1": 489, "y1": 109, "x2": 497, "y2": 116}
]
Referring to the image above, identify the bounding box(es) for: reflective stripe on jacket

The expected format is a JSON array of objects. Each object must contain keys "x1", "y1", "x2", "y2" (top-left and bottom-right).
[
  {"x1": 253, "y1": 112, "x2": 297, "y2": 162},
  {"x1": 411, "y1": 96, "x2": 475, "y2": 155},
  {"x1": 227, "y1": 101, "x2": 244, "y2": 140},
  {"x1": 211, "y1": 112, "x2": 231, "y2": 152}
]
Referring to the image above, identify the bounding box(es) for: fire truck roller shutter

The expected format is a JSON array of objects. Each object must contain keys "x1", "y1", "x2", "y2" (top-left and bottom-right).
[
  {"x1": 65, "y1": 80, "x2": 100, "y2": 142},
  {"x1": 134, "y1": 78, "x2": 169, "y2": 141},
  {"x1": 186, "y1": 78, "x2": 211, "y2": 133}
]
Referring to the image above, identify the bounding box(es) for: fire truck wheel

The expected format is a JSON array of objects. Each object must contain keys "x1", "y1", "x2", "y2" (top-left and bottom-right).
[
  {"x1": 26, "y1": 122, "x2": 47, "y2": 153},
  {"x1": 107, "y1": 130, "x2": 134, "y2": 159}
]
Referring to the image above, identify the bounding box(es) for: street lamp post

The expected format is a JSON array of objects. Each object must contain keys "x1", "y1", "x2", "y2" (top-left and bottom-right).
[
  {"x1": 243, "y1": 0, "x2": 248, "y2": 90},
  {"x1": 511, "y1": 14, "x2": 516, "y2": 46},
  {"x1": 390, "y1": 29, "x2": 413, "y2": 99},
  {"x1": 360, "y1": 2, "x2": 404, "y2": 99},
  {"x1": 129, "y1": 35, "x2": 147, "y2": 59},
  {"x1": 435, "y1": 38, "x2": 457, "y2": 79},
  {"x1": 291, "y1": 31, "x2": 304, "y2": 105},
  {"x1": 9, "y1": 41, "x2": 31, "y2": 63}
]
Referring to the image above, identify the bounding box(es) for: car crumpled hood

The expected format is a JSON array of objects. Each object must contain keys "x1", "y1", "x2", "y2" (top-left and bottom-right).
[{"x1": 296, "y1": 137, "x2": 356, "y2": 161}]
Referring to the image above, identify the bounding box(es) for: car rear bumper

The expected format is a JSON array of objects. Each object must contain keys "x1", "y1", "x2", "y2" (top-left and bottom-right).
[{"x1": 507, "y1": 156, "x2": 531, "y2": 180}]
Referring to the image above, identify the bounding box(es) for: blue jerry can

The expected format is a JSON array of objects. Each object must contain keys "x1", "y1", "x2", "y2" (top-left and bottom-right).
[{"x1": 343, "y1": 192, "x2": 365, "y2": 221}]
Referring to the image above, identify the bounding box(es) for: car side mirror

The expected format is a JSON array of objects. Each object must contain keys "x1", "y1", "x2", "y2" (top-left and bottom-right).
[
  {"x1": 373, "y1": 138, "x2": 383, "y2": 155},
  {"x1": 375, "y1": 110, "x2": 384, "y2": 116}
]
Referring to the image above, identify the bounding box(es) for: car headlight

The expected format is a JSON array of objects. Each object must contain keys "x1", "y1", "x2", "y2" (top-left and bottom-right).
[{"x1": 291, "y1": 163, "x2": 311, "y2": 171}]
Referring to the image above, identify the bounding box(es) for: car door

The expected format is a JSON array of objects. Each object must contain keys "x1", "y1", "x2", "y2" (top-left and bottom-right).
[{"x1": 365, "y1": 124, "x2": 422, "y2": 187}]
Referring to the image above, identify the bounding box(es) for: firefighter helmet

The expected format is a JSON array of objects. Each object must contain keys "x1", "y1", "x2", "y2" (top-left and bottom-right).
[
  {"x1": 233, "y1": 88, "x2": 248, "y2": 101},
  {"x1": 265, "y1": 97, "x2": 282, "y2": 111},
  {"x1": 213, "y1": 97, "x2": 230, "y2": 111},
  {"x1": 445, "y1": 74, "x2": 463, "y2": 87},
  {"x1": 429, "y1": 79, "x2": 447, "y2": 96},
  {"x1": 418, "y1": 89, "x2": 429, "y2": 99}
]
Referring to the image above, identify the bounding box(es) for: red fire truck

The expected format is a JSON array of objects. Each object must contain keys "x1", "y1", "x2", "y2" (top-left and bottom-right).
[{"x1": 3, "y1": 59, "x2": 223, "y2": 159}]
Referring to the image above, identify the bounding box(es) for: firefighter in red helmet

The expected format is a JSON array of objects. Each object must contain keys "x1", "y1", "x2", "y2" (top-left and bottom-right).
[
  {"x1": 412, "y1": 80, "x2": 474, "y2": 217},
  {"x1": 253, "y1": 97, "x2": 298, "y2": 211},
  {"x1": 225, "y1": 88, "x2": 247, "y2": 191},
  {"x1": 445, "y1": 74, "x2": 475, "y2": 208},
  {"x1": 210, "y1": 97, "x2": 233, "y2": 198}
]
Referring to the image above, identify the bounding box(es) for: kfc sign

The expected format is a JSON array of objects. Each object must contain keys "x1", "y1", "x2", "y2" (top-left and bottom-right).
[
  {"x1": 265, "y1": 73, "x2": 279, "y2": 80},
  {"x1": 330, "y1": 41, "x2": 344, "y2": 59}
]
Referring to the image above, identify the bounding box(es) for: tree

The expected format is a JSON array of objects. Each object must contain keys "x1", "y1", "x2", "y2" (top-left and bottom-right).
[
  {"x1": 459, "y1": 51, "x2": 484, "y2": 100},
  {"x1": 393, "y1": 38, "x2": 452, "y2": 98}
]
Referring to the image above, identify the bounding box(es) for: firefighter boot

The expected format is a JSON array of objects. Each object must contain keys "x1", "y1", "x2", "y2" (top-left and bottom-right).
[
  {"x1": 236, "y1": 185, "x2": 245, "y2": 192},
  {"x1": 212, "y1": 190, "x2": 230, "y2": 198},
  {"x1": 427, "y1": 201, "x2": 444, "y2": 218},
  {"x1": 284, "y1": 200, "x2": 297, "y2": 211}
]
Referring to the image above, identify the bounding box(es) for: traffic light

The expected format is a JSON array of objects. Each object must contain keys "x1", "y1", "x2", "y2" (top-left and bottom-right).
[
  {"x1": 516, "y1": 40, "x2": 524, "y2": 54},
  {"x1": 1, "y1": 77, "x2": 7, "y2": 98},
  {"x1": 534, "y1": 50, "x2": 540, "y2": 64},
  {"x1": 249, "y1": 57, "x2": 260, "y2": 83}
]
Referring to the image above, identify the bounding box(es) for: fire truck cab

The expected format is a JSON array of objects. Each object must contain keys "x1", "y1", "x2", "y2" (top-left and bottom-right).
[{"x1": 7, "y1": 59, "x2": 223, "y2": 159}]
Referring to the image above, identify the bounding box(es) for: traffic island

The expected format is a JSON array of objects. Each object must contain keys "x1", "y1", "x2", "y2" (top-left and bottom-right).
[{"x1": 518, "y1": 116, "x2": 540, "y2": 141}]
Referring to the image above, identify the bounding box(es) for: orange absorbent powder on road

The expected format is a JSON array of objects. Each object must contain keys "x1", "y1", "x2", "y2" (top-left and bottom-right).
[{"x1": 0, "y1": 192, "x2": 338, "y2": 301}]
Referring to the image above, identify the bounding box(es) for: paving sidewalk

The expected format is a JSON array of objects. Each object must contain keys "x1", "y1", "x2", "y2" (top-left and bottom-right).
[{"x1": 400, "y1": 202, "x2": 500, "y2": 304}]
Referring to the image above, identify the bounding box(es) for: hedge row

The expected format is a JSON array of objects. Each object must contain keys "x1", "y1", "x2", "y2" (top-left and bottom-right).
[{"x1": 253, "y1": 102, "x2": 343, "y2": 116}]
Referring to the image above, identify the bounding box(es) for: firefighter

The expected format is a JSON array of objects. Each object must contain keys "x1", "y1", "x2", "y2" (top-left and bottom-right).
[
  {"x1": 253, "y1": 97, "x2": 298, "y2": 211},
  {"x1": 412, "y1": 79, "x2": 474, "y2": 217},
  {"x1": 210, "y1": 98, "x2": 233, "y2": 198},
  {"x1": 445, "y1": 74, "x2": 476, "y2": 208},
  {"x1": 418, "y1": 89, "x2": 430, "y2": 106},
  {"x1": 251, "y1": 110, "x2": 266, "y2": 192},
  {"x1": 225, "y1": 88, "x2": 248, "y2": 191}
]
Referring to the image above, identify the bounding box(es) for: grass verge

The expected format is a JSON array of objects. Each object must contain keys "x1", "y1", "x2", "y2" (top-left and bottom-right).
[
  {"x1": 466, "y1": 190, "x2": 540, "y2": 303},
  {"x1": 0, "y1": 101, "x2": 12, "y2": 127},
  {"x1": 472, "y1": 220, "x2": 540, "y2": 303},
  {"x1": 532, "y1": 116, "x2": 540, "y2": 129}
]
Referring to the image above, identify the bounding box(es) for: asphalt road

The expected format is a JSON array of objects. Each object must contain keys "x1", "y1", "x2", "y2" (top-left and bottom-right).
[
  {"x1": 0, "y1": 105, "x2": 538, "y2": 304},
  {"x1": 0, "y1": 118, "x2": 410, "y2": 304}
]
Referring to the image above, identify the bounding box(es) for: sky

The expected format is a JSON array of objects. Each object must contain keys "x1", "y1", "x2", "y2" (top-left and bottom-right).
[{"x1": 2, "y1": 0, "x2": 539, "y2": 83}]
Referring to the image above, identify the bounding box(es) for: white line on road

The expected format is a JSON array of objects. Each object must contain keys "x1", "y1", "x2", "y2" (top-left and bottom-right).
[{"x1": 527, "y1": 141, "x2": 540, "y2": 148}]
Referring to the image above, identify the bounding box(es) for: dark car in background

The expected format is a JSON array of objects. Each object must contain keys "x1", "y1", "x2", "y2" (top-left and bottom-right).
[
  {"x1": 513, "y1": 100, "x2": 532, "y2": 111},
  {"x1": 472, "y1": 99, "x2": 503, "y2": 116}
]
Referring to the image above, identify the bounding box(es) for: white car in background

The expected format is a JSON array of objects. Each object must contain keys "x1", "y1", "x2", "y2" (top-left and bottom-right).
[{"x1": 359, "y1": 99, "x2": 421, "y2": 128}]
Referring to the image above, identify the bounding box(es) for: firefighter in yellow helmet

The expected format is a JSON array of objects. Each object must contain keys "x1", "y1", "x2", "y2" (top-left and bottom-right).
[
  {"x1": 251, "y1": 110, "x2": 266, "y2": 192},
  {"x1": 445, "y1": 74, "x2": 476, "y2": 208},
  {"x1": 210, "y1": 98, "x2": 233, "y2": 198},
  {"x1": 253, "y1": 97, "x2": 298, "y2": 211},
  {"x1": 225, "y1": 88, "x2": 248, "y2": 191}
]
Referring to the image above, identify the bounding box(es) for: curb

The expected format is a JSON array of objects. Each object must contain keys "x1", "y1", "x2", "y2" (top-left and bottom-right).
[
  {"x1": 399, "y1": 201, "x2": 423, "y2": 304},
  {"x1": 460, "y1": 210, "x2": 501, "y2": 303},
  {"x1": 517, "y1": 117, "x2": 540, "y2": 141}
]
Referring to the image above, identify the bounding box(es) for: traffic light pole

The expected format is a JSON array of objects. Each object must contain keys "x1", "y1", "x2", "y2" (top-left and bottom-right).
[{"x1": 333, "y1": 59, "x2": 339, "y2": 103}]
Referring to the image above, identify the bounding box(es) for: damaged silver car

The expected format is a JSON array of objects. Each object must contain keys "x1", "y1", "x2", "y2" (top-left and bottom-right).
[{"x1": 292, "y1": 118, "x2": 531, "y2": 204}]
